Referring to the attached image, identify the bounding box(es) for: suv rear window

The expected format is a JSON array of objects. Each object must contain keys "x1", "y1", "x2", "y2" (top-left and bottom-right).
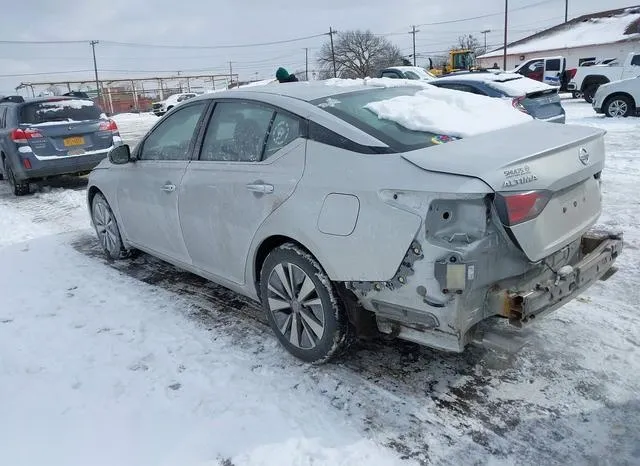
[
  {"x1": 312, "y1": 87, "x2": 441, "y2": 152},
  {"x1": 20, "y1": 99, "x2": 103, "y2": 124}
]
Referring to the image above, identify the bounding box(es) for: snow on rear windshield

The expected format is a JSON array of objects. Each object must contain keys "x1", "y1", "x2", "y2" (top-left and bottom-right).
[
  {"x1": 316, "y1": 81, "x2": 532, "y2": 142},
  {"x1": 20, "y1": 99, "x2": 102, "y2": 124}
]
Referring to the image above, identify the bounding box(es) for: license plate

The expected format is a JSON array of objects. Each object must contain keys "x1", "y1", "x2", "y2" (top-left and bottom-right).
[{"x1": 64, "y1": 136, "x2": 85, "y2": 147}]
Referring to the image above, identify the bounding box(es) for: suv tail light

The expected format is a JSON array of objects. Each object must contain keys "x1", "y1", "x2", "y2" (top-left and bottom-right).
[
  {"x1": 495, "y1": 190, "x2": 552, "y2": 226},
  {"x1": 512, "y1": 96, "x2": 529, "y2": 114},
  {"x1": 11, "y1": 128, "x2": 43, "y2": 143},
  {"x1": 99, "y1": 119, "x2": 119, "y2": 134}
]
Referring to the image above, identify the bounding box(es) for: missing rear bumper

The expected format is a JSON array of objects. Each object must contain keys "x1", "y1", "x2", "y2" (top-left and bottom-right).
[{"x1": 493, "y1": 230, "x2": 623, "y2": 326}]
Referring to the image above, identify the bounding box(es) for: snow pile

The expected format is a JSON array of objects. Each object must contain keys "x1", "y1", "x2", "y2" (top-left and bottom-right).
[
  {"x1": 489, "y1": 76, "x2": 556, "y2": 96},
  {"x1": 364, "y1": 85, "x2": 533, "y2": 137},
  {"x1": 481, "y1": 9, "x2": 640, "y2": 57}
]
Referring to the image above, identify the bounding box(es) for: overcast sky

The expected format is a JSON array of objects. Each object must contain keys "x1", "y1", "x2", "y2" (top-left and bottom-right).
[{"x1": 0, "y1": 0, "x2": 635, "y2": 94}]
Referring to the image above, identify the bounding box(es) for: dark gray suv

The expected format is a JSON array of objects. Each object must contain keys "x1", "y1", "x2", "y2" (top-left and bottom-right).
[{"x1": 0, "y1": 95, "x2": 121, "y2": 195}]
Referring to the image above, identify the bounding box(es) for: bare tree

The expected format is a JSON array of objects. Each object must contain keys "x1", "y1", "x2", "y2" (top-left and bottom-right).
[
  {"x1": 317, "y1": 30, "x2": 403, "y2": 79},
  {"x1": 451, "y1": 34, "x2": 483, "y2": 57}
]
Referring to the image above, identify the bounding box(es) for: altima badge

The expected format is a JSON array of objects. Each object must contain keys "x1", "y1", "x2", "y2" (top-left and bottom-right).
[{"x1": 579, "y1": 147, "x2": 590, "y2": 165}]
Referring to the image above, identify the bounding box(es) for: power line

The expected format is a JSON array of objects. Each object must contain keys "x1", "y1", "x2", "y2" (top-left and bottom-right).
[{"x1": 415, "y1": 0, "x2": 556, "y2": 26}]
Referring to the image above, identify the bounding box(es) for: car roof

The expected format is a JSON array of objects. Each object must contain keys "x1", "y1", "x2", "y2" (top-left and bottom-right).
[
  {"x1": 434, "y1": 72, "x2": 524, "y2": 83},
  {"x1": 192, "y1": 81, "x2": 377, "y2": 103}
]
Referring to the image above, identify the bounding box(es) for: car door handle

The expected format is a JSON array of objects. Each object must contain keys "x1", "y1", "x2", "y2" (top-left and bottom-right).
[
  {"x1": 161, "y1": 183, "x2": 176, "y2": 192},
  {"x1": 246, "y1": 183, "x2": 274, "y2": 194}
]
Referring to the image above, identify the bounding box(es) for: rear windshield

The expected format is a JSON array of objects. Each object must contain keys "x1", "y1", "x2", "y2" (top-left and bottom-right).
[
  {"x1": 312, "y1": 87, "x2": 441, "y2": 151},
  {"x1": 20, "y1": 99, "x2": 103, "y2": 124},
  {"x1": 487, "y1": 76, "x2": 555, "y2": 98}
]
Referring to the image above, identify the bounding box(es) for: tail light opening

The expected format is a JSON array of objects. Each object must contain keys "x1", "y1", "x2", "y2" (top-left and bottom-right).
[
  {"x1": 11, "y1": 128, "x2": 43, "y2": 144},
  {"x1": 512, "y1": 96, "x2": 529, "y2": 114},
  {"x1": 99, "y1": 119, "x2": 119, "y2": 134},
  {"x1": 495, "y1": 190, "x2": 552, "y2": 226}
]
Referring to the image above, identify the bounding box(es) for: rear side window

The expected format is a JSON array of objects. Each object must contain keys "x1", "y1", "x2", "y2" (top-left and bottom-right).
[
  {"x1": 20, "y1": 99, "x2": 103, "y2": 124},
  {"x1": 631, "y1": 55, "x2": 640, "y2": 66},
  {"x1": 264, "y1": 112, "x2": 303, "y2": 159},
  {"x1": 434, "y1": 82, "x2": 486, "y2": 95},
  {"x1": 381, "y1": 71, "x2": 401, "y2": 79},
  {"x1": 0, "y1": 107, "x2": 6, "y2": 128}
]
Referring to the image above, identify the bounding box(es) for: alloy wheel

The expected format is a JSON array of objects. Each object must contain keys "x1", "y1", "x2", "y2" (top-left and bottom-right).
[
  {"x1": 266, "y1": 263, "x2": 325, "y2": 350},
  {"x1": 92, "y1": 198, "x2": 120, "y2": 257},
  {"x1": 607, "y1": 99, "x2": 628, "y2": 117}
]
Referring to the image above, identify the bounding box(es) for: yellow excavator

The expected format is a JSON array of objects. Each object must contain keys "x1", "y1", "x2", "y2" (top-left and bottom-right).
[{"x1": 429, "y1": 49, "x2": 478, "y2": 76}]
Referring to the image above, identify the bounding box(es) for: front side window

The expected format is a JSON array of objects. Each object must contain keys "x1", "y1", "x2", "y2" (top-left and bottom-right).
[
  {"x1": 200, "y1": 101, "x2": 274, "y2": 162},
  {"x1": 139, "y1": 102, "x2": 207, "y2": 161},
  {"x1": 631, "y1": 55, "x2": 640, "y2": 66},
  {"x1": 313, "y1": 87, "x2": 442, "y2": 152}
]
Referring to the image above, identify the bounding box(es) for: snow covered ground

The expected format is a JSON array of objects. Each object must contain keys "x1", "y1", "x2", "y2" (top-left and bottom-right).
[{"x1": 1, "y1": 101, "x2": 639, "y2": 466}]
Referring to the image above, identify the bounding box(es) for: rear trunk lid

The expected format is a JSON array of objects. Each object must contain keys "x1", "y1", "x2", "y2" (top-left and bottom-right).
[
  {"x1": 18, "y1": 99, "x2": 114, "y2": 158},
  {"x1": 521, "y1": 89, "x2": 564, "y2": 120},
  {"x1": 401, "y1": 120, "x2": 606, "y2": 262}
]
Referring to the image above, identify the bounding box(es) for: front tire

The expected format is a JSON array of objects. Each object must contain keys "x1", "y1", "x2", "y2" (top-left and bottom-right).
[
  {"x1": 260, "y1": 243, "x2": 349, "y2": 363},
  {"x1": 604, "y1": 95, "x2": 633, "y2": 118},
  {"x1": 4, "y1": 160, "x2": 29, "y2": 196},
  {"x1": 91, "y1": 193, "x2": 129, "y2": 260}
]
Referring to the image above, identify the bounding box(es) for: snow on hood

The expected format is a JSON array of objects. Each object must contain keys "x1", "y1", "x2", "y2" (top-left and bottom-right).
[{"x1": 364, "y1": 85, "x2": 533, "y2": 138}]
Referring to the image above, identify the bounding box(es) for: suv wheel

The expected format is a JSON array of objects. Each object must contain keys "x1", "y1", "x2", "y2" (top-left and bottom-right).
[
  {"x1": 3, "y1": 160, "x2": 29, "y2": 196},
  {"x1": 605, "y1": 95, "x2": 633, "y2": 118},
  {"x1": 260, "y1": 243, "x2": 349, "y2": 363},
  {"x1": 91, "y1": 193, "x2": 130, "y2": 260}
]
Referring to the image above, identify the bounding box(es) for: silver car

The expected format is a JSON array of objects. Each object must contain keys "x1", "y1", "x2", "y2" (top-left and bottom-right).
[{"x1": 88, "y1": 83, "x2": 622, "y2": 363}]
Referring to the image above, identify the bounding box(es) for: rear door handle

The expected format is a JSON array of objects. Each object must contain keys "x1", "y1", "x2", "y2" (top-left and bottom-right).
[
  {"x1": 246, "y1": 183, "x2": 274, "y2": 194},
  {"x1": 161, "y1": 183, "x2": 176, "y2": 192}
]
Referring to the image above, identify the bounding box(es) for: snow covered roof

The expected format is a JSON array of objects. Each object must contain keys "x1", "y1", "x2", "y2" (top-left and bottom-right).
[{"x1": 480, "y1": 6, "x2": 640, "y2": 58}]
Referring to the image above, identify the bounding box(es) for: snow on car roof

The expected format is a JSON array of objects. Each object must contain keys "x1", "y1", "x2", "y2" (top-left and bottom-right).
[{"x1": 480, "y1": 7, "x2": 640, "y2": 58}]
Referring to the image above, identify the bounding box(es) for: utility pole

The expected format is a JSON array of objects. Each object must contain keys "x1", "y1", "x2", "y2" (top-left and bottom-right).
[
  {"x1": 90, "y1": 40, "x2": 102, "y2": 107},
  {"x1": 229, "y1": 61, "x2": 233, "y2": 87},
  {"x1": 564, "y1": 0, "x2": 568, "y2": 22},
  {"x1": 503, "y1": 0, "x2": 509, "y2": 71},
  {"x1": 409, "y1": 25, "x2": 419, "y2": 66},
  {"x1": 329, "y1": 27, "x2": 337, "y2": 78},
  {"x1": 481, "y1": 29, "x2": 491, "y2": 54},
  {"x1": 305, "y1": 47, "x2": 309, "y2": 81}
]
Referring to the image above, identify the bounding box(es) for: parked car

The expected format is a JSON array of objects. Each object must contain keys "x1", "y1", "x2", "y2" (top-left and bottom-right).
[
  {"x1": 592, "y1": 76, "x2": 640, "y2": 117},
  {"x1": 430, "y1": 72, "x2": 566, "y2": 123},
  {"x1": 378, "y1": 66, "x2": 436, "y2": 81},
  {"x1": 511, "y1": 56, "x2": 576, "y2": 89},
  {"x1": 88, "y1": 83, "x2": 621, "y2": 363},
  {"x1": 0, "y1": 95, "x2": 120, "y2": 196},
  {"x1": 567, "y1": 52, "x2": 640, "y2": 103},
  {"x1": 152, "y1": 92, "x2": 197, "y2": 116}
]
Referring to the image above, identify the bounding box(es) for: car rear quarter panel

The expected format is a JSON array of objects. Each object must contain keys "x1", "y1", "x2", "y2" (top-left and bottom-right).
[{"x1": 247, "y1": 140, "x2": 493, "y2": 285}]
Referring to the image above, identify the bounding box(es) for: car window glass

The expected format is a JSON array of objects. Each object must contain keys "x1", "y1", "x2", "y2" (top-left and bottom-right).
[
  {"x1": 631, "y1": 55, "x2": 640, "y2": 66},
  {"x1": 403, "y1": 71, "x2": 420, "y2": 80},
  {"x1": 381, "y1": 71, "x2": 399, "y2": 79},
  {"x1": 264, "y1": 112, "x2": 302, "y2": 159},
  {"x1": 139, "y1": 102, "x2": 206, "y2": 161},
  {"x1": 200, "y1": 101, "x2": 273, "y2": 162},
  {"x1": 545, "y1": 59, "x2": 561, "y2": 71},
  {"x1": 0, "y1": 107, "x2": 6, "y2": 128},
  {"x1": 20, "y1": 99, "x2": 102, "y2": 124}
]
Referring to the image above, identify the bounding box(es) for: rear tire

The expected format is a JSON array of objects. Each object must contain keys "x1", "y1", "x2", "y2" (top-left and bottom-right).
[
  {"x1": 583, "y1": 85, "x2": 598, "y2": 104},
  {"x1": 604, "y1": 95, "x2": 633, "y2": 118},
  {"x1": 91, "y1": 192, "x2": 130, "y2": 260},
  {"x1": 4, "y1": 160, "x2": 29, "y2": 196},
  {"x1": 260, "y1": 243, "x2": 349, "y2": 363}
]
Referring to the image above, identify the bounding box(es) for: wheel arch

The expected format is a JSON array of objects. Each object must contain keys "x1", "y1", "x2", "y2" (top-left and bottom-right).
[
  {"x1": 581, "y1": 75, "x2": 610, "y2": 90},
  {"x1": 603, "y1": 92, "x2": 637, "y2": 109}
]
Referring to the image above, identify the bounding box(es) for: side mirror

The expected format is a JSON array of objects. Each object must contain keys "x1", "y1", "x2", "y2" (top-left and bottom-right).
[{"x1": 108, "y1": 144, "x2": 131, "y2": 164}]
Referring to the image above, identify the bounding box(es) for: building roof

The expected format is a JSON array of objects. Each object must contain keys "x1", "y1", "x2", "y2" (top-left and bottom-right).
[{"x1": 479, "y1": 6, "x2": 640, "y2": 58}]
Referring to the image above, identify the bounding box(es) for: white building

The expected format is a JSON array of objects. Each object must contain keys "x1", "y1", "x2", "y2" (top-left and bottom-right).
[{"x1": 478, "y1": 6, "x2": 640, "y2": 70}]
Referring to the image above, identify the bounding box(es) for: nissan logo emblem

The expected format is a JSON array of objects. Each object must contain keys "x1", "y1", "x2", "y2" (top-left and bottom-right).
[{"x1": 579, "y1": 147, "x2": 590, "y2": 165}]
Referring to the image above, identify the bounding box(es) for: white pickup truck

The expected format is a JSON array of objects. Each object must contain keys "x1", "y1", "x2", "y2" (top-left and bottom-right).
[
  {"x1": 567, "y1": 52, "x2": 640, "y2": 102},
  {"x1": 151, "y1": 92, "x2": 197, "y2": 117}
]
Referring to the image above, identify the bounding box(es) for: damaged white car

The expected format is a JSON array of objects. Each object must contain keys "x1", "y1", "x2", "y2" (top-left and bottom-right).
[{"x1": 88, "y1": 81, "x2": 622, "y2": 362}]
